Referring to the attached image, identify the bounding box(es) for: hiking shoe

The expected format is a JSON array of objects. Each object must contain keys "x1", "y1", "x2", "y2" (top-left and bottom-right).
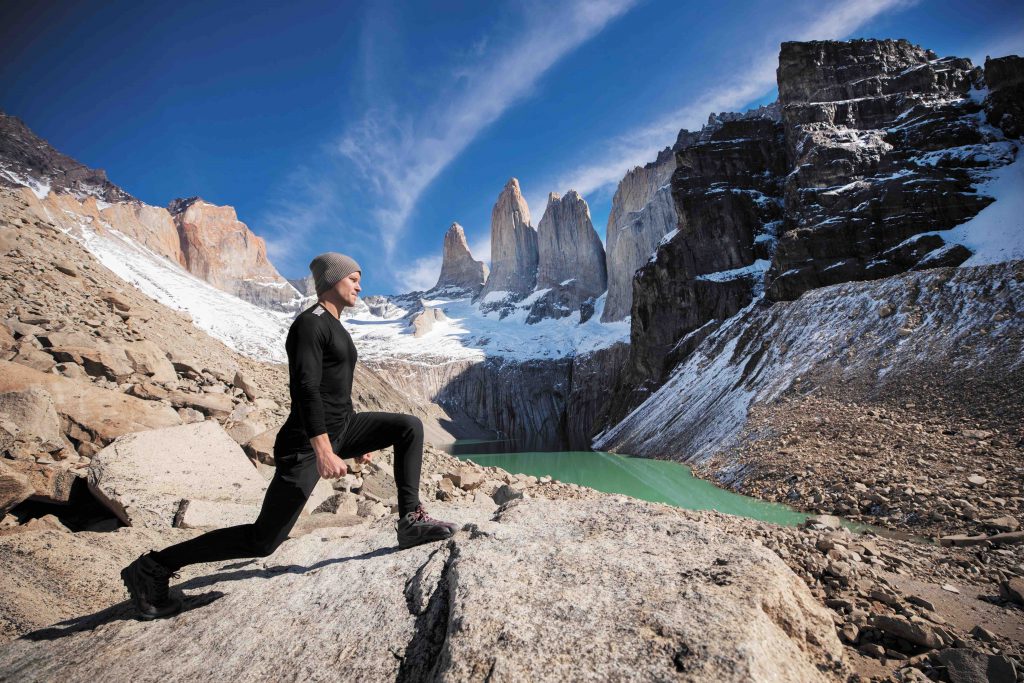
[
  {"x1": 121, "y1": 551, "x2": 183, "y2": 620},
  {"x1": 396, "y1": 505, "x2": 456, "y2": 549}
]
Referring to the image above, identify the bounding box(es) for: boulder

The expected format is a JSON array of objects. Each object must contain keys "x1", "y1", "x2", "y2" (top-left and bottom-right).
[
  {"x1": 0, "y1": 324, "x2": 15, "y2": 355},
  {"x1": 243, "y1": 426, "x2": 279, "y2": 465},
  {"x1": 0, "y1": 498, "x2": 846, "y2": 681},
  {"x1": 0, "y1": 360, "x2": 180, "y2": 445},
  {"x1": 232, "y1": 371, "x2": 259, "y2": 401},
  {"x1": 0, "y1": 460, "x2": 33, "y2": 514},
  {"x1": 5, "y1": 460, "x2": 78, "y2": 505},
  {"x1": 10, "y1": 341, "x2": 55, "y2": 373},
  {"x1": 168, "y1": 391, "x2": 234, "y2": 419},
  {"x1": 87, "y1": 421, "x2": 268, "y2": 528},
  {"x1": 225, "y1": 418, "x2": 267, "y2": 446},
  {"x1": 0, "y1": 387, "x2": 65, "y2": 451},
  {"x1": 935, "y1": 648, "x2": 1017, "y2": 683},
  {"x1": 360, "y1": 464, "x2": 398, "y2": 501},
  {"x1": 123, "y1": 340, "x2": 176, "y2": 383}
]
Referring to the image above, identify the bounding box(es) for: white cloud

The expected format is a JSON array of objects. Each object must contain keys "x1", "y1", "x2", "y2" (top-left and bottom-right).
[
  {"x1": 397, "y1": 252, "x2": 443, "y2": 293},
  {"x1": 337, "y1": 0, "x2": 640, "y2": 267},
  {"x1": 549, "y1": 0, "x2": 919, "y2": 201}
]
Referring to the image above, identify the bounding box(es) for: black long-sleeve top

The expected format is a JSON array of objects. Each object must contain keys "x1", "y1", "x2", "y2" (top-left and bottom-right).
[{"x1": 275, "y1": 302, "x2": 357, "y2": 453}]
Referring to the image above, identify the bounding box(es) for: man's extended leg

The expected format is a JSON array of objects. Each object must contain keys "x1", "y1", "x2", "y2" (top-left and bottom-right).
[
  {"x1": 123, "y1": 448, "x2": 319, "y2": 619},
  {"x1": 334, "y1": 411, "x2": 456, "y2": 547}
]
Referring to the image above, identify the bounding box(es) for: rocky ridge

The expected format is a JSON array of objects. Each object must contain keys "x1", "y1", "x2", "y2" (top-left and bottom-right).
[
  {"x1": 0, "y1": 112, "x2": 302, "y2": 312},
  {"x1": 603, "y1": 40, "x2": 1022, "y2": 430}
]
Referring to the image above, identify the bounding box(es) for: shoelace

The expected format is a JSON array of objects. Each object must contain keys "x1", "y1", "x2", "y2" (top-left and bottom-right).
[
  {"x1": 149, "y1": 566, "x2": 180, "y2": 603},
  {"x1": 411, "y1": 505, "x2": 445, "y2": 525}
]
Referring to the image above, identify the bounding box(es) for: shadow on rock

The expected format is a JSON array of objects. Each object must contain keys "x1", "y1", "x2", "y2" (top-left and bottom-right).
[{"x1": 20, "y1": 592, "x2": 225, "y2": 642}]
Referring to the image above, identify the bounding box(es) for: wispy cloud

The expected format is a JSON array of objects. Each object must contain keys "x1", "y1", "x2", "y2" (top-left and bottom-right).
[
  {"x1": 337, "y1": 0, "x2": 640, "y2": 269},
  {"x1": 549, "y1": 0, "x2": 918, "y2": 201},
  {"x1": 396, "y1": 252, "x2": 444, "y2": 293}
]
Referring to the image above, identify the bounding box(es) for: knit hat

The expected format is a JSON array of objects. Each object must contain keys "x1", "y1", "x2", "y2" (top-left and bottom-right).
[{"x1": 309, "y1": 252, "x2": 361, "y2": 295}]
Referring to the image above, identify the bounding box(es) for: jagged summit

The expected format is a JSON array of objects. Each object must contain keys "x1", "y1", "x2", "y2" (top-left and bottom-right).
[
  {"x1": 433, "y1": 222, "x2": 488, "y2": 293},
  {"x1": 167, "y1": 196, "x2": 208, "y2": 214},
  {"x1": 536, "y1": 190, "x2": 606, "y2": 300},
  {"x1": 477, "y1": 177, "x2": 538, "y2": 302}
]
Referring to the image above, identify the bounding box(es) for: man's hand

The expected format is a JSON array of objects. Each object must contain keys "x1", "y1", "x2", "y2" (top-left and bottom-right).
[
  {"x1": 316, "y1": 451, "x2": 348, "y2": 479},
  {"x1": 354, "y1": 452, "x2": 373, "y2": 464}
]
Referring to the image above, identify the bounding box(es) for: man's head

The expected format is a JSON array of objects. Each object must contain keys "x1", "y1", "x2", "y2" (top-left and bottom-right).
[{"x1": 309, "y1": 252, "x2": 362, "y2": 307}]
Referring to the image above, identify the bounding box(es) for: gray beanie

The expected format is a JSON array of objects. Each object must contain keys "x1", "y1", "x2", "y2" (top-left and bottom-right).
[{"x1": 309, "y1": 252, "x2": 361, "y2": 295}]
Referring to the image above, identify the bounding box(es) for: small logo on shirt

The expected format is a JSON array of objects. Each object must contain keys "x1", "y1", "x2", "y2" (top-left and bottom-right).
[{"x1": 313, "y1": 306, "x2": 325, "y2": 316}]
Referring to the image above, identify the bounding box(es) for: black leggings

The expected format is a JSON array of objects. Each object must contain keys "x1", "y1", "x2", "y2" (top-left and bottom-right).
[{"x1": 153, "y1": 412, "x2": 424, "y2": 571}]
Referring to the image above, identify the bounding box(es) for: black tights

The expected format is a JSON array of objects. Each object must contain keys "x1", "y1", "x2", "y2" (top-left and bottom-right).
[{"x1": 153, "y1": 412, "x2": 424, "y2": 571}]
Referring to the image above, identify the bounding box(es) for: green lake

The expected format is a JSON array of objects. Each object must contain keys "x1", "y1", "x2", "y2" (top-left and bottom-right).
[{"x1": 452, "y1": 449, "x2": 810, "y2": 527}]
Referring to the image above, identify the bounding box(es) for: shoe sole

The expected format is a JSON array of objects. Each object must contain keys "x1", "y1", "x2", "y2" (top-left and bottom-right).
[{"x1": 397, "y1": 528, "x2": 454, "y2": 550}]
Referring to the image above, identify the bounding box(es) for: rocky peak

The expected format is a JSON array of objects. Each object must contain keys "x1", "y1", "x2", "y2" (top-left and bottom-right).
[
  {"x1": 478, "y1": 178, "x2": 538, "y2": 302},
  {"x1": 433, "y1": 222, "x2": 488, "y2": 293},
  {"x1": 0, "y1": 111, "x2": 133, "y2": 203},
  {"x1": 169, "y1": 197, "x2": 302, "y2": 312},
  {"x1": 601, "y1": 148, "x2": 678, "y2": 322},
  {"x1": 536, "y1": 191, "x2": 606, "y2": 294}
]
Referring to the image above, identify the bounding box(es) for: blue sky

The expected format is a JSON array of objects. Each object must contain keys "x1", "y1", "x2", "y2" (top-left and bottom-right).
[{"x1": 2, "y1": 0, "x2": 1022, "y2": 295}]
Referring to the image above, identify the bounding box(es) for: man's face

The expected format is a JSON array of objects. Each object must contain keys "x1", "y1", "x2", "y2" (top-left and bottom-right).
[{"x1": 335, "y1": 271, "x2": 361, "y2": 307}]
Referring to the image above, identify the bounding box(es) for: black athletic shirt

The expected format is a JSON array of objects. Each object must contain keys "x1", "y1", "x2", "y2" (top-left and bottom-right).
[{"x1": 275, "y1": 302, "x2": 357, "y2": 452}]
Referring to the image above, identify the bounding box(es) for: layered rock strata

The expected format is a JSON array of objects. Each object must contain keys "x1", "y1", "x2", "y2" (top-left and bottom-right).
[
  {"x1": 433, "y1": 222, "x2": 488, "y2": 293},
  {"x1": 477, "y1": 178, "x2": 538, "y2": 305},
  {"x1": 766, "y1": 39, "x2": 1002, "y2": 301}
]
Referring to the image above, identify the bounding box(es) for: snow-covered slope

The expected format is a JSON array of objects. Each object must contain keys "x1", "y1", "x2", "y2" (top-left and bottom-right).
[
  {"x1": 343, "y1": 290, "x2": 629, "y2": 364},
  {"x1": 595, "y1": 260, "x2": 1024, "y2": 463}
]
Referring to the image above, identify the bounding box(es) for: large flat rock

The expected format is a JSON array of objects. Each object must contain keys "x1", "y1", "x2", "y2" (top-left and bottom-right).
[
  {"x1": 87, "y1": 421, "x2": 268, "y2": 528},
  {"x1": 0, "y1": 498, "x2": 845, "y2": 682},
  {"x1": 0, "y1": 360, "x2": 180, "y2": 445}
]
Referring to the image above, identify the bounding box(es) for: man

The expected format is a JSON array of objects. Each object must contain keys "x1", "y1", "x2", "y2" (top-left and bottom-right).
[{"x1": 121, "y1": 252, "x2": 457, "y2": 620}]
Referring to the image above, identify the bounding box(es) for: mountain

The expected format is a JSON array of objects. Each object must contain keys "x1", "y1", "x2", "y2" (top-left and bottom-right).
[
  {"x1": 0, "y1": 112, "x2": 303, "y2": 313},
  {"x1": 605, "y1": 41, "x2": 1024, "y2": 427}
]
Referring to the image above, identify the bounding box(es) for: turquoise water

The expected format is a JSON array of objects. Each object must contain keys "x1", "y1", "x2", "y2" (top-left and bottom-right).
[{"x1": 454, "y1": 449, "x2": 810, "y2": 527}]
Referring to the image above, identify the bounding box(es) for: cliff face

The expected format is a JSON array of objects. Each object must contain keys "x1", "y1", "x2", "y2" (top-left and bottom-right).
[
  {"x1": 528, "y1": 191, "x2": 607, "y2": 324},
  {"x1": 766, "y1": 39, "x2": 996, "y2": 300},
  {"x1": 607, "y1": 113, "x2": 787, "y2": 423},
  {"x1": 168, "y1": 197, "x2": 303, "y2": 312},
  {"x1": 601, "y1": 148, "x2": 677, "y2": 322},
  {"x1": 478, "y1": 178, "x2": 538, "y2": 304},
  {"x1": 433, "y1": 222, "x2": 488, "y2": 294},
  {"x1": 604, "y1": 39, "x2": 1021, "y2": 427}
]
